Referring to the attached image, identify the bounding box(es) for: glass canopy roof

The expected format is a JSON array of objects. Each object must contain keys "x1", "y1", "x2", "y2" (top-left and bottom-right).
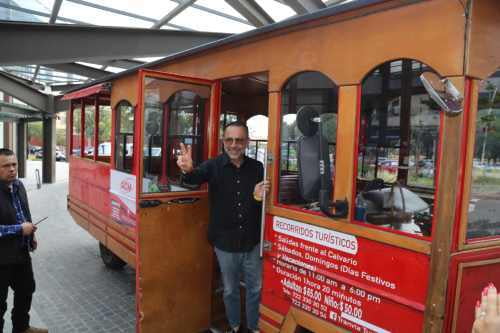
[{"x1": 0, "y1": 0, "x2": 351, "y2": 90}]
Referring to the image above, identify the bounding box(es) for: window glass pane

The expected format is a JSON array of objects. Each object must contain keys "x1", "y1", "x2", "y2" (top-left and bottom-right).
[
  {"x1": 220, "y1": 113, "x2": 238, "y2": 140},
  {"x1": 246, "y1": 115, "x2": 268, "y2": 164},
  {"x1": 10, "y1": 0, "x2": 54, "y2": 14},
  {"x1": 196, "y1": 0, "x2": 247, "y2": 20},
  {"x1": 84, "y1": 104, "x2": 95, "y2": 158},
  {"x1": 254, "y1": 0, "x2": 295, "y2": 21},
  {"x1": 120, "y1": 104, "x2": 135, "y2": 134},
  {"x1": 0, "y1": 12, "x2": 49, "y2": 23},
  {"x1": 0, "y1": 0, "x2": 53, "y2": 23},
  {"x1": 142, "y1": 76, "x2": 210, "y2": 193},
  {"x1": 356, "y1": 59, "x2": 439, "y2": 237},
  {"x1": 170, "y1": 6, "x2": 252, "y2": 33},
  {"x1": 59, "y1": 1, "x2": 151, "y2": 27},
  {"x1": 98, "y1": 105, "x2": 112, "y2": 159},
  {"x1": 72, "y1": 107, "x2": 81, "y2": 155},
  {"x1": 407, "y1": 94, "x2": 440, "y2": 188},
  {"x1": 82, "y1": 0, "x2": 177, "y2": 21},
  {"x1": 278, "y1": 71, "x2": 338, "y2": 208},
  {"x1": 467, "y1": 70, "x2": 500, "y2": 239},
  {"x1": 143, "y1": 94, "x2": 163, "y2": 183},
  {"x1": 115, "y1": 101, "x2": 134, "y2": 173}
]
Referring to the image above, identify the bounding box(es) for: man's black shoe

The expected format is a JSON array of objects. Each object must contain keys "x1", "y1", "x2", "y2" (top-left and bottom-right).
[{"x1": 225, "y1": 328, "x2": 240, "y2": 333}]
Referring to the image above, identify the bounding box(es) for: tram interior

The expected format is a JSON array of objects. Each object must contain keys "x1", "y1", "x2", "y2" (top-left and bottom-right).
[
  {"x1": 214, "y1": 73, "x2": 270, "y2": 328},
  {"x1": 71, "y1": 95, "x2": 112, "y2": 163},
  {"x1": 277, "y1": 71, "x2": 338, "y2": 210},
  {"x1": 139, "y1": 72, "x2": 270, "y2": 194},
  {"x1": 220, "y1": 73, "x2": 269, "y2": 159},
  {"x1": 355, "y1": 59, "x2": 439, "y2": 237},
  {"x1": 274, "y1": 63, "x2": 439, "y2": 237}
]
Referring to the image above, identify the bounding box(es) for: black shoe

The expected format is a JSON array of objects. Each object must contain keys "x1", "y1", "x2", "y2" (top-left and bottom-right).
[{"x1": 225, "y1": 328, "x2": 240, "y2": 333}]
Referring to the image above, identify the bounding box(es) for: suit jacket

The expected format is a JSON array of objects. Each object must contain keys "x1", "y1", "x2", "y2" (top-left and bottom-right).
[{"x1": 0, "y1": 180, "x2": 32, "y2": 265}]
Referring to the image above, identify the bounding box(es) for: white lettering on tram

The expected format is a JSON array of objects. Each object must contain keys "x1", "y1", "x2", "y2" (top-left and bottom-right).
[
  {"x1": 273, "y1": 217, "x2": 358, "y2": 255},
  {"x1": 341, "y1": 312, "x2": 391, "y2": 333}
]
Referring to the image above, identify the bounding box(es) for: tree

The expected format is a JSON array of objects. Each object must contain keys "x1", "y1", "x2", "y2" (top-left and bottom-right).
[
  {"x1": 99, "y1": 107, "x2": 112, "y2": 143},
  {"x1": 56, "y1": 128, "x2": 66, "y2": 147},
  {"x1": 475, "y1": 81, "x2": 500, "y2": 163},
  {"x1": 28, "y1": 122, "x2": 42, "y2": 146}
]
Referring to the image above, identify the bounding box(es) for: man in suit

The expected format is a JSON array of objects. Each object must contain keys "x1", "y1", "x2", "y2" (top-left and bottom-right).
[{"x1": 0, "y1": 148, "x2": 47, "y2": 333}]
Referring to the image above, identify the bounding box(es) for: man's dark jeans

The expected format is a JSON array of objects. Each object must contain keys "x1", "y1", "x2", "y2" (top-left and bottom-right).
[{"x1": 0, "y1": 259, "x2": 35, "y2": 333}]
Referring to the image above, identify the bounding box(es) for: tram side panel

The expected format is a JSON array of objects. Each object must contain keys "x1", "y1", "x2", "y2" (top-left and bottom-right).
[
  {"x1": 444, "y1": 249, "x2": 500, "y2": 333},
  {"x1": 136, "y1": 197, "x2": 213, "y2": 332},
  {"x1": 68, "y1": 157, "x2": 136, "y2": 267},
  {"x1": 260, "y1": 215, "x2": 429, "y2": 333},
  {"x1": 445, "y1": 0, "x2": 500, "y2": 328}
]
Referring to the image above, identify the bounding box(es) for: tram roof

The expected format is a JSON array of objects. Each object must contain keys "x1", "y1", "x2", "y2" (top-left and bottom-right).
[{"x1": 65, "y1": 0, "x2": 424, "y2": 94}]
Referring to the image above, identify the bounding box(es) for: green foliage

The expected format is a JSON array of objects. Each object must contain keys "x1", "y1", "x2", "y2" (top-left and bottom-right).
[
  {"x1": 474, "y1": 174, "x2": 500, "y2": 186},
  {"x1": 28, "y1": 122, "x2": 42, "y2": 141},
  {"x1": 474, "y1": 78, "x2": 500, "y2": 162},
  {"x1": 73, "y1": 109, "x2": 81, "y2": 133},
  {"x1": 29, "y1": 121, "x2": 68, "y2": 148},
  {"x1": 84, "y1": 108, "x2": 95, "y2": 138},
  {"x1": 474, "y1": 109, "x2": 500, "y2": 161},
  {"x1": 56, "y1": 128, "x2": 66, "y2": 146},
  {"x1": 99, "y1": 108, "x2": 112, "y2": 142}
]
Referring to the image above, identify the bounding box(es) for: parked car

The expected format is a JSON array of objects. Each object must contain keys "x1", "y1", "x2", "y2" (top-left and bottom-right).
[
  {"x1": 29, "y1": 145, "x2": 42, "y2": 154},
  {"x1": 56, "y1": 151, "x2": 66, "y2": 161},
  {"x1": 33, "y1": 149, "x2": 66, "y2": 161}
]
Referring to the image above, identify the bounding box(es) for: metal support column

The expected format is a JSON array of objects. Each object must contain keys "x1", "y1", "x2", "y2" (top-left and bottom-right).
[
  {"x1": 3, "y1": 122, "x2": 12, "y2": 148},
  {"x1": 42, "y1": 96, "x2": 56, "y2": 183},
  {"x1": 2, "y1": 94, "x2": 13, "y2": 149},
  {"x1": 16, "y1": 120, "x2": 27, "y2": 178}
]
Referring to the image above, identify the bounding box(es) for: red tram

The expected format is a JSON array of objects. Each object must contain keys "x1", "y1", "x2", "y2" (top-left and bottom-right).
[{"x1": 63, "y1": 0, "x2": 500, "y2": 332}]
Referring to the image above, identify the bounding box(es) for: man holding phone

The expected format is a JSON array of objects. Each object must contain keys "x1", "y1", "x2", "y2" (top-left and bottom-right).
[
  {"x1": 0, "y1": 148, "x2": 47, "y2": 333},
  {"x1": 177, "y1": 121, "x2": 268, "y2": 333}
]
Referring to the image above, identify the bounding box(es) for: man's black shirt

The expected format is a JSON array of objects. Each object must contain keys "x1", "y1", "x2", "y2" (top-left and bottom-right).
[{"x1": 182, "y1": 153, "x2": 263, "y2": 252}]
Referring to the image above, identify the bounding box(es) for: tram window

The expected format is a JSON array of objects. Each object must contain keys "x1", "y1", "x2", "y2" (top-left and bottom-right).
[
  {"x1": 466, "y1": 69, "x2": 500, "y2": 240},
  {"x1": 278, "y1": 71, "x2": 338, "y2": 208},
  {"x1": 97, "y1": 105, "x2": 111, "y2": 160},
  {"x1": 114, "y1": 100, "x2": 134, "y2": 173},
  {"x1": 141, "y1": 76, "x2": 210, "y2": 193},
  {"x1": 356, "y1": 59, "x2": 440, "y2": 237},
  {"x1": 220, "y1": 112, "x2": 238, "y2": 138},
  {"x1": 246, "y1": 115, "x2": 268, "y2": 164},
  {"x1": 72, "y1": 106, "x2": 81, "y2": 155},
  {"x1": 84, "y1": 104, "x2": 95, "y2": 159}
]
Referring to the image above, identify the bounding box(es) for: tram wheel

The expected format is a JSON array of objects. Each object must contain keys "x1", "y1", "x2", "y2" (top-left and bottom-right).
[{"x1": 99, "y1": 243, "x2": 126, "y2": 270}]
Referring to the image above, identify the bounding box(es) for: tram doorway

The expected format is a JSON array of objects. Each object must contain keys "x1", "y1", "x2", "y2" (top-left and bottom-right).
[
  {"x1": 209, "y1": 73, "x2": 269, "y2": 329},
  {"x1": 220, "y1": 73, "x2": 269, "y2": 160}
]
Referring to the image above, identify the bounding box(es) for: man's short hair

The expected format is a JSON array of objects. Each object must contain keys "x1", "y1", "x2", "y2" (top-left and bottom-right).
[
  {"x1": 223, "y1": 121, "x2": 249, "y2": 137},
  {"x1": 0, "y1": 148, "x2": 15, "y2": 157}
]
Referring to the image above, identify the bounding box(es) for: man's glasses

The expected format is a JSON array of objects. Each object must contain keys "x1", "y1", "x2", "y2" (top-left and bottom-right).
[{"x1": 223, "y1": 137, "x2": 246, "y2": 145}]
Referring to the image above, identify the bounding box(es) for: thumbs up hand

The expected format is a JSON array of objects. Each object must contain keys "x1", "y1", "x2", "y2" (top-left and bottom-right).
[{"x1": 176, "y1": 143, "x2": 194, "y2": 174}]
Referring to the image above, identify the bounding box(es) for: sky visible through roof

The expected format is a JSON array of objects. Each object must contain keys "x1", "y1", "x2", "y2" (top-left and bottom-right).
[{"x1": 0, "y1": 0, "x2": 351, "y2": 88}]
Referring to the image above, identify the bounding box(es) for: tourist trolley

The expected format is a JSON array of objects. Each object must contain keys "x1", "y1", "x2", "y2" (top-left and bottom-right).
[{"x1": 63, "y1": 0, "x2": 500, "y2": 332}]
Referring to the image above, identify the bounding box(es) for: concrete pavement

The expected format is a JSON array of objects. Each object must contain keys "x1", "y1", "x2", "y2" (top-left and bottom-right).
[{"x1": 4, "y1": 161, "x2": 135, "y2": 333}]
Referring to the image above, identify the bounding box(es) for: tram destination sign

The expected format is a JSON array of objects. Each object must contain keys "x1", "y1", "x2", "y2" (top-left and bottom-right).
[{"x1": 262, "y1": 216, "x2": 429, "y2": 332}]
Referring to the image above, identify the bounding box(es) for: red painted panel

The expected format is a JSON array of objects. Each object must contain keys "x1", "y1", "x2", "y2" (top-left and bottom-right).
[
  {"x1": 62, "y1": 82, "x2": 110, "y2": 100},
  {"x1": 444, "y1": 248, "x2": 500, "y2": 333},
  {"x1": 69, "y1": 157, "x2": 111, "y2": 217},
  {"x1": 262, "y1": 214, "x2": 429, "y2": 332},
  {"x1": 454, "y1": 262, "x2": 500, "y2": 333}
]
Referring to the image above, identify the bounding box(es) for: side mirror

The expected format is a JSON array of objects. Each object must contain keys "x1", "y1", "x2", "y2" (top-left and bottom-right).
[{"x1": 420, "y1": 71, "x2": 463, "y2": 115}]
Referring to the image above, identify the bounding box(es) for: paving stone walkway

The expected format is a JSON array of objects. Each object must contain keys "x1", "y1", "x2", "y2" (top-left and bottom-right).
[{"x1": 4, "y1": 161, "x2": 135, "y2": 333}]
